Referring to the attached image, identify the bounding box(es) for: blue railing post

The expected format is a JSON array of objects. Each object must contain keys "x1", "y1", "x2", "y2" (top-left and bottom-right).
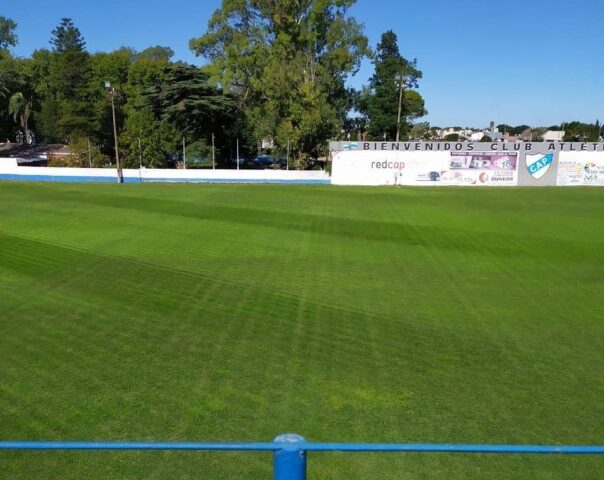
[{"x1": 273, "y1": 434, "x2": 306, "y2": 480}]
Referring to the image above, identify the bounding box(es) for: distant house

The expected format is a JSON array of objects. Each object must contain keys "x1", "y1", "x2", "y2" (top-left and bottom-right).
[
  {"x1": 437, "y1": 127, "x2": 475, "y2": 139},
  {"x1": 519, "y1": 128, "x2": 533, "y2": 141},
  {"x1": 542, "y1": 131, "x2": 565, "y2": 142},
  {"x1": 0, "y1": 143, "x2": 72, "y2": 166},
  {"x1": 469, "y1": 129, "x2": 503, "y2": 142}
]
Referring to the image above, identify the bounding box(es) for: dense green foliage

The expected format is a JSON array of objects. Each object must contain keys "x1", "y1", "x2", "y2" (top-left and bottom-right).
[
  {"x1": 143, "y1": 63, "x2": 239, "y2": 164},
  {"x1": 0, "y1": 18, "x2": 243, "y2": 166},
  {"x1": 497, "y1": 122, "x2": 603, "y2": 142},
  {"x1": 497, "y1": 124, "x2": 531, "y2": 136},
  {"x1": 1, "y1": 183, "x2": 603, "y2": 479},
  {"x1": 560, "y1": 121, "x2": 602, "y2": 142},
  {"x1": 190, "y1": 0, "x2": 370, "y2": 162},
  {"x1": 44, "y1": 18, "x2": 96, "y2": 141},
  {"x1": 0, "y1": 15, "x2": 17, "y2": 51}
]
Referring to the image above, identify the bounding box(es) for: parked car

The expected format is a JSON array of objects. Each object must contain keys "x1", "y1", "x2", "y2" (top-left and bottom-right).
[{"x1": 253, "y1": 155, "x2": 286, "y2": 169}]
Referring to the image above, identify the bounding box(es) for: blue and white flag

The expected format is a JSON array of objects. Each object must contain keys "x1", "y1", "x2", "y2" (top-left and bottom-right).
[{"x1": 526, "y1": 153, "x2": 554, "y2": 180}]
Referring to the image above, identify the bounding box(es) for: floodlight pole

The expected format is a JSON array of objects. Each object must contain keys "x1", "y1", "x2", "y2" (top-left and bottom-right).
[
  {"x1": 212, "y1": 132, "x2": 215, "y2": 170},
  {"x1": 138, "y1": 136, "x2": 143, "y2": 183},
  {"x1": 236, "y1": 137, "x2": 240, "y2": 170},
  {"x1": 138, "y1": 136, "x2": 142, "y2": 169},
  {"x1": 182, "y1": 137, "x2": 186, "y2": 169},
  {"x1": 396, "y1": 68, "x2": 405, "y2": 143},
  {"x1": 287, "y1": 138, "x2": 290, "y2": 171},
  {"x1": 106, "y1": 82, "x2": 123, "y2": 184}
]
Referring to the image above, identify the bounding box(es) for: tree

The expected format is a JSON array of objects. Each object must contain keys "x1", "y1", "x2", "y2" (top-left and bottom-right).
[
  {"x1": 144, "y1": 63, "x2": 238, "y2": 163},
  {"x1": 497, "y1": 124, "x2": 530, "y2": 136},
  {"x1": 0, "y1": 54, "x2": 28, "y2": 140},
  {"x1": 116, "y1": 49, "x2": 175, "y2": 167},
  {"x1": 561, "y1": 121, "x2": 600, "y2": 142},
  {"x1": 145, "y1": 64, "x2": 235, "y2": 137},
  {"x1": 46, "y1": 18, "x2": 96, "y2": 141},
  {"x1": 190, "y1": 0, "x2": 369, "y2": 163},
  {"x1": 8, "y1": 92, "x2": 32, "y2": 143},
  {"x1": 360, "y1": 30, "x2": 425, "y2": 141},
  {"x1": 0, "y1": 54, "x2": 23, "y2": 99},
  {"x1": 137, "y1": 46, "x2": 174, "y2": 62},
  {"x1": 403, "y1": 90, "x2": 427, "y2": 124},
  {"x1": 0, "y1": 16, "x2": 17, "y2": 51},
  {"x1": 408, "y1": 121, "x2": 433, "y2": 140},
  {"x1": 90, "y1": 49, "x2": 134, "y2": 152},
  {"x1": 50, "y1": 18, "x2": 85, "y2": 52},
  {"x1": 119, "y1": 108, "x2": 178, "y2": 168}
]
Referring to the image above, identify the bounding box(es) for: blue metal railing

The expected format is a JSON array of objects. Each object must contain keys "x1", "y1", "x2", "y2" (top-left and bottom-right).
[{"x1": 2, "y1": 433, "x2": 603, "y2": 480}]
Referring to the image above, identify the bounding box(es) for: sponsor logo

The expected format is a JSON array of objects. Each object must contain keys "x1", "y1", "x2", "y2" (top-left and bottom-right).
[
  {"x1": 416, "y1": 171, "x2": 441, "y2": 182},
  {"x1": 492, "y1": 158, "x2": 515, "y2": 170},
  {"x1": 440, "y1": 171, "x2": 475, "y2": 184},
  {"x1": 526, "y1": 153, "x2": 554, "y2": 180},
  {"x1": 479, "y1": 172, "x2": 488, "y2": 184},
  {"x1": 370, "y1": 160, "x2": 405, "y2": 170},
  {"x1": 343, "y1": 143, "x2": 358, "y2": 151},
  {"x1": 489, "y1": 171, "x2": 515, "y2": 183}
]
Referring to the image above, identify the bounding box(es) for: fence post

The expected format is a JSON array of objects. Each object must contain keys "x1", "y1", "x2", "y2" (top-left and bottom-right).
[{"x1": 273, "y1": 434, "x2": 306, "y2": 480}]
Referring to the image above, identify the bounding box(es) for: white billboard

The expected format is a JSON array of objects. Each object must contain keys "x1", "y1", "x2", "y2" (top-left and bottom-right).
[
  {"x1": 557, "y1": 152, "x2": 604, "y2": 186},
  {"x1": 332, "y1": 150, "x2": 518, "y2": 186}
]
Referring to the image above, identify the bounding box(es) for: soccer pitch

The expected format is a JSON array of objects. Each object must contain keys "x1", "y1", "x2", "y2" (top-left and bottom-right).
[{"x1": 1, "y1": 182, "x2": 603, "y2": 479}]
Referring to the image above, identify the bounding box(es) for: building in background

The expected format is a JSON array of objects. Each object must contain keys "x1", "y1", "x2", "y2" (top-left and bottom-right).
[{"x1": 543, "y1": 131, "x2": 565, "y2": 142}]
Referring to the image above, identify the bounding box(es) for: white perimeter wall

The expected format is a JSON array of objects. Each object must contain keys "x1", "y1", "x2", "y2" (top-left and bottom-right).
[{"x1": 0, "y1": 160, "x2": 330, "y2": 184}]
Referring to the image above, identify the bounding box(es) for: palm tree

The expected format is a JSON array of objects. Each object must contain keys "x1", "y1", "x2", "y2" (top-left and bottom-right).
[{"x1": 8, "y1": 92, "x2": 31, "y2": 143}]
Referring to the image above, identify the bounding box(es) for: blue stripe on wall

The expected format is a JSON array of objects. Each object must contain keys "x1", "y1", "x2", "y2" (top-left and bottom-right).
[{"x1": 0, "y1": 174, "x2": 331, "y2": 185}]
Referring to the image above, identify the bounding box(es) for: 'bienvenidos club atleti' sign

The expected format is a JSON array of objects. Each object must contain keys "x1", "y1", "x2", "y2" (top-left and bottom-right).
[{"x1": 329, "y1": 142, "x2": 604, "y2": 187}]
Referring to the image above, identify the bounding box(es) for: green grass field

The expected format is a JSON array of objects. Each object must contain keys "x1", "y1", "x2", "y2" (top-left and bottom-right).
[{"x1": 1, "y1": 182, "x2": 603, "y2": 479}]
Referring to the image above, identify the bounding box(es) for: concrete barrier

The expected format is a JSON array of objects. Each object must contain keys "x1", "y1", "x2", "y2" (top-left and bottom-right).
[{"x1": 0, "y1": 161, "x2": 330, "y2": 185}]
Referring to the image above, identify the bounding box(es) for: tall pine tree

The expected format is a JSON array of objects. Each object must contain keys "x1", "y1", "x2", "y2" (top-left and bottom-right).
[
  {"x1": 361, "y1": 30, "x2": 425, "y2": 141},
  {"x1": 43, "y1": 18, "x2": 96, "y2": 142},
  {"x1": 0, "y1": 16, "x2": 17, "y2": 51}
]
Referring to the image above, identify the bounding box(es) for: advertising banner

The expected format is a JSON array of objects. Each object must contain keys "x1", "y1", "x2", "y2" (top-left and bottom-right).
[
  {"x1": 331, "y1": 142, "x2": 604, "y2": 186},
  {"x1": 331, "y1": 150, "x2": 518, "y2": 186},
  {"x1": 557, "y1": 152, "x2": 604, "y2": 186},
  {"x1": 443, "y1": 152, "x2": 517, "y2": 186}
]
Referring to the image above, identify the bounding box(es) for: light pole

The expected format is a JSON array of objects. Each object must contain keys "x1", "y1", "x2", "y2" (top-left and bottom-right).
[
  {"x1": 212, "y1": 132, "x2": 215, "y2": 170},
  {"x1": 138, "y1": 135, "x2": 143, "y2": 183},
  {"x1": 105, "y1": 81, "x2": 123, "y2": 183},
  {"x1": 396, "y1": 68, "x2": 405, "y2": 143}
]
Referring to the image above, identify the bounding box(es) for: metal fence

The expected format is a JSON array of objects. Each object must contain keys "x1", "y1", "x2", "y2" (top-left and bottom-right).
[{"x1": 2, "y1": 433, "x2": 604, "y2": 479}]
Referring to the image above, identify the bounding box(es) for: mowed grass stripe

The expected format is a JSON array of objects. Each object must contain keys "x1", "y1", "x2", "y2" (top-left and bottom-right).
[{"x1": 1, "y1": 183, "x2": 603, "y2": 479}]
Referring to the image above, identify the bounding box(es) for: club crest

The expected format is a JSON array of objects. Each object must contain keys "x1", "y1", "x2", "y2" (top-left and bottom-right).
[{"x1": 526, "y1": 153, "x2": 554, "y2": 180}]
